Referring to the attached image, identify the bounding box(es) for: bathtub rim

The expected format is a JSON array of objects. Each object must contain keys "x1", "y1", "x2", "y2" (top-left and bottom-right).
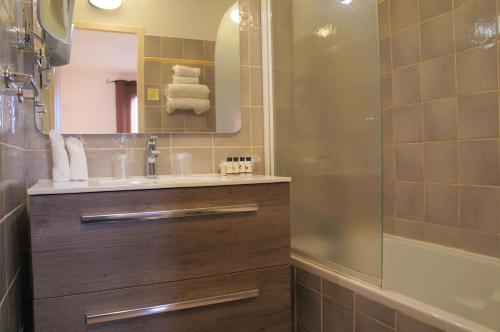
[{"x1": 292, "y1": 238, "x2": 497, "y2": 332}]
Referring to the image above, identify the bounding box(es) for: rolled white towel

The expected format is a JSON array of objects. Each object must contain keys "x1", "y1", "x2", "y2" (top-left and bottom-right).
[
  {"x1": 167, "y1": 98, "x2": 210, "y2": 115},
  {"x1": 49, "y1": 130, "x2": 70, "y2": 182},
  {"x1": 173, "y1": 76, "x2": 199, "y2": 84},
  {"x1": 173, "y1": 65, "x2": 200, "y2": 78},
  {"x1": 65, "y1": 136, "x2": 89, "y2": 181},
  {"x1": 165, "y1": 84, "x2": 210, "y2": 99}
]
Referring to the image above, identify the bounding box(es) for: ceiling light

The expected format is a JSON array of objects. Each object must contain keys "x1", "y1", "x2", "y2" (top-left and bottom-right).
[
  {"x1": 230, "y1": 9, "x2": 241, "y2": 24},
  {"x1": 89, "y1": 0, "x2": 122, "y2": 10}
]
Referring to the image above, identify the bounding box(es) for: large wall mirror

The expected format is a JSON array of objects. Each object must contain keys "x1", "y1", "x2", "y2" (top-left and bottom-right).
[{"x1": 37, "y1": 0, "x2": 242, "y2": 134}]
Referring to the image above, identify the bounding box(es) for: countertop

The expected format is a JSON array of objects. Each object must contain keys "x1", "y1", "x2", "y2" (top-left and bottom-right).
[{"x1": 27, "y1": 175, "x2": 292, "y2": 195}]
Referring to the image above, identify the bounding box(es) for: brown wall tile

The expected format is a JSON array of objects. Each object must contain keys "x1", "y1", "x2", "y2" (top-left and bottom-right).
[
  {"x1": 459, "y1": 186, "x2": 500, "y2": 233},
  {"x1": 394, "y1": 219, "x2": 425, "y2": 240},
  {"x1": 458, "y1": 92, "x2": 499, "y2": 139},
  {"x1": 420, "y1": 12, "x2": 454, "y2": 60},
  {"x1": 380, "y1": 37, "x2": 392, "y2": 72},
  {"x1": 393, "y1": 65, "x2": 421, "y2": 106},
  {"x1": 425, "y1": 184, "x2": 458, "y2": 226},
  {"x1": 396, "y1": 183, "x2": 425, "y2": 220},
  {"x1": 459, "y1": 140, "x2": 500, "y2": 186},
  {"x1": 456, "y1": 45, "x2": 498, "y2": 95},
  {"x1": 296, "y1": 283, "x2": 321, "y2": 332},
  {"x1": 355, "y1": 295, "x2": 395, "y2": 327},
  {"x1": 454, "y1": 0, "x2": 496, "y2": 51},
  {"x1": 323, "y1": 297, "x2": 353, "y2": 332},
  {"x1": 459, "y1": 229, "x2": 500, "y2": 258},
  {"x1": 423, "y1": 98, "x2": 457, "y2": 141},
  {"x1": 419, "y1": 0, "x2": 452, "y2": 21},
  {"x1": 392, "y1": 26, "x2": 420, "y2": 68},
  {"x1": 423, "y1": 223, "x2": 459, "y2": 247},
  {"x1": 424, "y1": 141, "x2": 457, "y2": 183},
  {"x1": 390, "y1": 0, "x2": 419, "y2": 32},
  {"x1": 421, "y1": 55, "x2": 456, "y2": 101},
  {"x1": 394, "y1": 104, "x2": 422, "y2": 143},
  {"x1": 395, "y1": 144, "x2": 423, "y2": 181}
]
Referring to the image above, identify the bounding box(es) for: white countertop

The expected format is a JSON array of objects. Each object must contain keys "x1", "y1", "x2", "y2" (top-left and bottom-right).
[{"x1": 27, "y1": 175, "x2": 292, "y2": 195}]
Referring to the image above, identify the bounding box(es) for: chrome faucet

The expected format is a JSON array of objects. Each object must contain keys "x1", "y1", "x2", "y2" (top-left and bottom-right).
[{"x1": 146, "y1": 136, "x2": 160, "y2": 178}]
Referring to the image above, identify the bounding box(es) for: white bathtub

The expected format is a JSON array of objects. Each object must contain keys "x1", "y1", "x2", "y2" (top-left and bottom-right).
[{"x1": 292, "y1": 234, "x2": 500, "y2": 332}]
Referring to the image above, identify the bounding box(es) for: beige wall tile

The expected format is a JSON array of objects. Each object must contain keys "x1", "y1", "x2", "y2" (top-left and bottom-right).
[
  {"x1": 459, "y1": 229, "x2": 500, "y2": 258},
  {"x1": 395, "y1": 144, "x2": 423, "y2": 181},
  {"x1": 162, "y1": 111, "x2": 185, "y2": 131},
  {"x1": 86, "y1": 149, "x2": 126, "y2": 178},
  {"x1": 425, "y1": 184, "x2": 458, "y2": 226},
  {"x1": 394, "y1": 104, "x2": 422, "y2": 143},
  {"x1": 241, "y1": 66, "x2": 251, "y2": 106},
  {"x1": 396, "y1": 183, "x2": 425, "y2": 220},
  {"x1": 423, "y1": 98, "x2": 457, "y2": 141},
  {"x1": 459, "y1": 140, "x2": 500, "y2": 185},
  {"x1": 390, "y1": 0, "x2": 419, "y2": 32},
  {"x1": 240, "y1": 29, "x2": 249, "y2": 66},
  {"x1": 183, "y1": 39, "x2": 205, "y2": 60},
  {"x1": 458, "y1": 92, "x2": 499, "y2": 139},
  {"x1": 145, "y1": 108, "x2": 162, "y2": 130},
  {"x1": 251, "y1": 146, "x2": 266, "y2": 175},
  {"x1": 161, "y1": 37, "x2": 183, "y2": 58},
  {"x1": 172, "y1": 148, "x2": 213, "y2": 174},
  {"x1": 459, "y1": 186, "x2": 500, "y2": 233},
  {"x1": 393, "y1": 65, "x2": 421, "y2": 106},
  {"x1": 125, "y1": 149, "x2": 147, "y2": 176},
  {"x1": 420, "y1": 12, "x2": 454, "y2": 60},
  {"x1": 421, "y1": 55, "x2": 456, "y2": 101},
  {"x1": 171, "y1": 133, "x2": 212, "y2": 148},
  {"x1": 384, "y1": 217, "x2": 396, "y2": 234},
  {"x1": 250, "y1": 67, "x2": 263, "y2": 106},
  {"x1": 379, "y1": 37, "x2": 392, "y2": 72},
  {"x1": 251, "y1": 107, "x2": 264, "y2": 146},
  {"x1": 424, "y1": 141, "x2": 457, "y2": 183},
  {"x1": 144, "y1": 61, "x2": 162, "y2": 83},
  {"x1": 162, "y1": 63, "x2": 175, "y2": 85},
  {"x1": 144, "y1": 35, "x2": 161, "y2": 57},
  {"x1": 392, "y1": 26, "x2": 420, "y2": 68},
  {"x1": 456, "y1": 44, "x2": 498, "y2": 95},
  {"x1": 419, "y1": 0, "x2": 452, "y2": 20},
  {"x1": 249, "y1": 28, "x2": 262, "y2": 66},
  {"x1": 454, "y1": 0, "x2": 496, "y2": 51},
  {"x1": 80, "y1": 135, "x2": 126, "y2": 149},
  {"x1": 204, "y1": 41, "x2": 215, "y2": 61}
]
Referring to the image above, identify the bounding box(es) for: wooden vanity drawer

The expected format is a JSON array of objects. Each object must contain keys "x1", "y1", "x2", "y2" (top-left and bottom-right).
[
  {"x1": 29, "y1": 183, "x2": 290, "y2": 298},
  {"x1": 33, "y1": 265, "x2": 291, "y2": 332}
]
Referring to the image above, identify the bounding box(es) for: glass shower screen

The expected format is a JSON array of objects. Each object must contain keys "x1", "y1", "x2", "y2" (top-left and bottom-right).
[{"x1": 271, "y1": 0, "x2": 383, "y2": 284}]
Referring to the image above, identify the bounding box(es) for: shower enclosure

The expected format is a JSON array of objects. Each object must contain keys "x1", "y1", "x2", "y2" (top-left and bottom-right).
[{"x1": 270, "y1": 0, "x2": 383, "y2": 285}]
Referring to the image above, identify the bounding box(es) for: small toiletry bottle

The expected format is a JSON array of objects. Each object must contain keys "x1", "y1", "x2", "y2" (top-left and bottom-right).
[
  {"x1": 245, "y1": 156, "x2": 253, "y2": 173},
  {"x1": 239, "y1": 157, "x2": 246, "y2": 173},
  {"x1": 232, "y1": 157, "x2": 240, "y2": 174},
  {"x1": 225, "y1": 157, "x2": 234, "y2": 174}
]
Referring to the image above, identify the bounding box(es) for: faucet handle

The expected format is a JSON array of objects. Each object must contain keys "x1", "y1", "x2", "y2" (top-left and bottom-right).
[{"x1": 147, "y1": 136, "x2": 158, "y2": 149}]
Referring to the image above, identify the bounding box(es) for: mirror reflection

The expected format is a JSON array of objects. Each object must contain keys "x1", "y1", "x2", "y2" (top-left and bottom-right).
[{"x1": 38, "y1": 0, "x2": 242, "y2": 134}]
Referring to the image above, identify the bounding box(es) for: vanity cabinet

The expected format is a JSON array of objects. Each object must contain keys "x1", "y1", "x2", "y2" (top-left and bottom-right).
[{"x1": 28, "y1": 181, "x2": 291, "y2": 332}]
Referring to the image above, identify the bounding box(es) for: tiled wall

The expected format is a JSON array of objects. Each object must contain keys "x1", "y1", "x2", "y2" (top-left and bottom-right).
[
  {"x1": 144, "y1": 36, "x2": 216, "y2": 132},
  {"x1": 0, "y1": 0, "x2": 33, "y2": 330},
  {"x1": 292, "y1": 266, "x2": 444, "y2": 332},
  {"x1": 379, "y1": 0, "x2": 500, "y2": 258},
  {"x1": 28, "y1": 0, "x2": 265, "y2": 186}
]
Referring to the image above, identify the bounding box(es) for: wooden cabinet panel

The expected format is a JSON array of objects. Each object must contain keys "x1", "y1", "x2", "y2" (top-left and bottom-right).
[
  {"x1": 34, "y1": 266, "x2": 291, "y2": 332},
  {"x1": 29, "y1": 183, "x2": 290, "y2": 298}
]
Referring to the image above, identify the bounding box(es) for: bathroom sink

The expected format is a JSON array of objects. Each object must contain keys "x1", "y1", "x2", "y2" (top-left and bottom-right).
[{"x1": 97, "y1": 175, "x2": 224, "y2": 186}]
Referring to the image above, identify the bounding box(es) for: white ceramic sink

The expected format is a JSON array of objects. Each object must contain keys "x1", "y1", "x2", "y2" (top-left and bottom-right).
[{"x1": 97, "y1": 175, "x2": 224, "y2": 185}]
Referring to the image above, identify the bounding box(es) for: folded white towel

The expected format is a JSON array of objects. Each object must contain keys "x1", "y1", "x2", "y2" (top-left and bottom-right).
[
  {"x1": 167, "y1": 98, "x2": 210, "y2": 115},
  {"x1": 49, "y1": 130, "x2": 70, "y2": 182},
  {"x1": 173, "y1": 65, "x2": 201, "y2": 78},
  {"x1": 165, "y1": 84, "x2": 210, "y2": 99},
  {"x1": 65, "y1": 136, "x2": 89, "y2": 181},
  {"x1": 173, "y1": 76, "x2": 199, "y2": 84}
]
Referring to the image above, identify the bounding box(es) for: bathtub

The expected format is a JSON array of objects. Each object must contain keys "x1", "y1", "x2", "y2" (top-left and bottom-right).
[{"x1": 292, "y1": 234, "x2": 500, "y2": 332}]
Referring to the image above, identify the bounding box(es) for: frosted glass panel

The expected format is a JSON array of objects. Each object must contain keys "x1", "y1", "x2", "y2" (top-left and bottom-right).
[{"x1": 272, "y1": 0, "x2": 382, "y2": 283}]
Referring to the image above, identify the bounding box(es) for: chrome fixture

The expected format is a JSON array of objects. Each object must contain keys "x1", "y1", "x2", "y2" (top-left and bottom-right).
[
  {"x1": 146, "y1": 136, "x2": 160, "y2": 178},
  {"x1": 1, "y1": 65, "x2": 40, "y2": 102}
]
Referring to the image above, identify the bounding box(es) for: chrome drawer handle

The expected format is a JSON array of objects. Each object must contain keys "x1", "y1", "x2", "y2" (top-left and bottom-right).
[
  {"x1": 81, "y1": 204, "x2": 258, "y2": 224},
  {"x1": 86, "y1": 289, "x2": 259, "y2": 325}
]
